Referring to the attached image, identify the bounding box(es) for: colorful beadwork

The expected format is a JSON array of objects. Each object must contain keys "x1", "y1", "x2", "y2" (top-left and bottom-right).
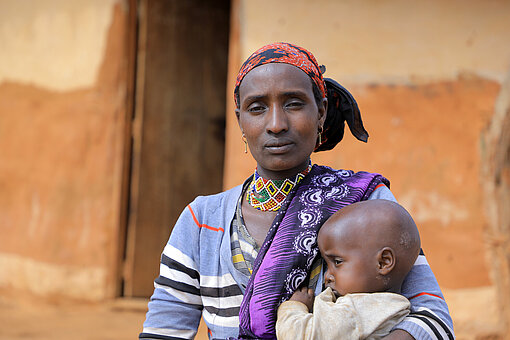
[{"x1": 247, "y1": 162, "x2": 313, "y2": 211}]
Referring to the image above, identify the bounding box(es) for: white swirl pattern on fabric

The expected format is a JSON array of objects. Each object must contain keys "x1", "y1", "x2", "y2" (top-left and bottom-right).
[
  {"x1": 306, "y1": 248, "x2": 318, "y2": 269},
  {"x1": 336, "y1": 169, "x2": 354, "y2": 178},
  {"x1": 299, "y1": 188, "x2": 324, "y2": 207},
  {"x1": 293, "y1": 230, "x2": 317, "y2": 256},
  {"x1": 297, "y1": 207, "x2": 322, "y2": 228},
  {"x1": 285, "y1": 268, "x2": 308, "y2": 294},
  {"x1": 313, "y1": 173, "x2": 339, "y2": 186},
  {"x1": 325, "y1": 184, "x2": 350, "y2": 200}
]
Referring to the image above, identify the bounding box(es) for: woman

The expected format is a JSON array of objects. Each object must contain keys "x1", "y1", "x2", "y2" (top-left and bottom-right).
[{"x1": 140, "y1": 43, "x2": 453, "y2": 340}]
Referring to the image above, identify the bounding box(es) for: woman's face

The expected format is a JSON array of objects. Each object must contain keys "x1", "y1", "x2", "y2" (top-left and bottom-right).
[{"x1": 236, "y1": 63, "x2": 326, "y2": 179}]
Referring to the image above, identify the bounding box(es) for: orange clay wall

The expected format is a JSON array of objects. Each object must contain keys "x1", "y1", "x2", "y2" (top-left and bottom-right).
[
  {"x1": 0, "y1": 1, "x2": 129, "y2": 300},
  {"x1": 1, "y1": 0, "x2": 509, "y2": 305},
  {"x1": 224, "y1": 0, "x2": 510, "y2": 290}
]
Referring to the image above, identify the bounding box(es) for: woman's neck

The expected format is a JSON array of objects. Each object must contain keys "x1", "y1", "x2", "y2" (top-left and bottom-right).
[{"x1": 256, "y1": 159, "x2": 312, "y2": 180}]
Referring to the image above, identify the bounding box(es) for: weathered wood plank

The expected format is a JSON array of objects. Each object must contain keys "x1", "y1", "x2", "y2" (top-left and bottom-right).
[{"x1": 124, "y1": 0, "x2": 230, "y2": 297}]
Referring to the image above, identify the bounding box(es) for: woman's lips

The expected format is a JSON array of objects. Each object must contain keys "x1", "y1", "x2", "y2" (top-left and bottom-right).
[{"x1": 264, "y1": 140, "x2": 293, "y2": 153}]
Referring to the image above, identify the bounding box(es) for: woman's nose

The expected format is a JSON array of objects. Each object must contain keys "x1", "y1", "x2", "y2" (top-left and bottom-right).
[{"x1": 266, "y1": 104, "x2": 288, "y2": 134}]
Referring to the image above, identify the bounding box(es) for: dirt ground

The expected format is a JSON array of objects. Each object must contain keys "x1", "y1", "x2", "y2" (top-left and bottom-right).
[
  {"x1": 0, "y1": 286, "x2": 504, "y2": 340},
  {"x1": 0, "y1": 288, "x2": 210, "y2": 340}
]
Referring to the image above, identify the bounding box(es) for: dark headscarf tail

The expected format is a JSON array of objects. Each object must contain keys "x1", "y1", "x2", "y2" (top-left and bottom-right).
[{"x1": 315, "y1": 78, "x2": 369, "y2": 152}]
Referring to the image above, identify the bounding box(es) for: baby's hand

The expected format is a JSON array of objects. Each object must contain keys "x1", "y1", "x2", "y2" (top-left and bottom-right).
[{"x1": 289, "y1": 286, "x2": 314, "y2": 312}]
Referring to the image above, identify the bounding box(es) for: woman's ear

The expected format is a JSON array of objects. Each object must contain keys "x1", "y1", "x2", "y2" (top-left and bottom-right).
[
  {"x1": 236, "y1": 108, "x2": 242, "y2": 128},
  {"x1": 319, "y1": 98, "x2": 328, "y2": 125},
  {"x1": 377, "y1": 247, "x2": 396, "y2": 275}
]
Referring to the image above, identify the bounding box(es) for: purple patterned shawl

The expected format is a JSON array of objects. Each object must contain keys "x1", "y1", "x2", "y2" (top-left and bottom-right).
[{"x1": 237, "y1": 165, "x2": 389, "y2": 339}]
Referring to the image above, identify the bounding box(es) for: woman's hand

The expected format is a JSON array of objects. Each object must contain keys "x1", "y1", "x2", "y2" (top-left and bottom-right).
[
  {"x1": 381, "y1": 329, "x2": 415, "y2": 340},
  {"x1": 289, "y1": 286, "x2": 314, "y2": 312}
]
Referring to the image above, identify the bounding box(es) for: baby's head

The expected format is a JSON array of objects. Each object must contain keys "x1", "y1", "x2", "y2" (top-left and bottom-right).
[{"x1": 318, "y1": 199, "x2": 420, "y2": 297}]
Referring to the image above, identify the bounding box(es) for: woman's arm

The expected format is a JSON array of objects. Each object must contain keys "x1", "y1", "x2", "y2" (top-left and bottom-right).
[
  {"x1": 382, "y1": 329, "x2": 415, "y2": 340},
  {"x1": 393, "y1": 253, "x2": 454, "y2": 340},
  {"x1": 139, "y1": 204, "x2": 203, "y2": 340},
  {"x1": 368, "y1": 186, "x2": 455, "y2": 339}
]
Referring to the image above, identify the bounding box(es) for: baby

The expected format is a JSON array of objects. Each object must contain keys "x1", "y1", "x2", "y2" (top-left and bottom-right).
[{"x1": 276, "y1": 199, "x2": 421, "y2": 340}]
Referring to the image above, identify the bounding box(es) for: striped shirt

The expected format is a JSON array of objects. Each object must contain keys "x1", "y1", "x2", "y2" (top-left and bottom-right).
[
  {"x1": 231, "y1": 189, "x2": 259, "y2": 276},
  {"x1": 231, "y1": 183, "x2": 322, "y2": 291},
  {"x1": 140, "y1": 182, "x2": 454, "y2": 340}
]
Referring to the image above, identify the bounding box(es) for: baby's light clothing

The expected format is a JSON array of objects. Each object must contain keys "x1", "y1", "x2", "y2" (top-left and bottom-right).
[{"x1": 276, "y1": 287, "x2": 410, "y2": 340}]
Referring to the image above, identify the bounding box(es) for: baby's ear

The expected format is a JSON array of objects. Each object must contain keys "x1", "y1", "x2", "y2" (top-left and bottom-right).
[{"x1": 377, "y1": 247, "x2": 396, "y2": 275}]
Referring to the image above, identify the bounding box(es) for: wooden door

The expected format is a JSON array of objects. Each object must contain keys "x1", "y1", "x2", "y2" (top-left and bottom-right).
[{"x1": 123, "y1": 0, "x2": 230, "y2": 297}]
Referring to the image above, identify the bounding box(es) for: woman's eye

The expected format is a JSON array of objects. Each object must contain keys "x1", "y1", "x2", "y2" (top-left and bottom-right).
[
  {"x1": 334, "y1": 259, "x2": 343, "y2": 266},
  {"x1": 286, "y1": 101, "x2": 304, "y2": 109},
  {"x1": 247, "y1": 104, "x2": 266, "y2": 113}
]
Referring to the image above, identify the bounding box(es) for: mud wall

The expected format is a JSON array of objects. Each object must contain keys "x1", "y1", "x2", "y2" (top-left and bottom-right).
[
  {"x1": 1, "y1": 0, "x2": 509, "y2": 304},
  {"x1": 0, "y1": 0, "x2": 129, "y2": 300},
  {"x1": 224, "y1": 0, "x2": 510, "y2": 289}
]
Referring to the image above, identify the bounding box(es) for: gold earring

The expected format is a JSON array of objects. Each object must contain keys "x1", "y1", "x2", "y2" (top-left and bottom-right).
[
  {"x1": 318, "y1": 126, "x2": 323, "y2": 146},
  {"x1": 242, "y1": 134, "x2": 247, "y2": 153}
]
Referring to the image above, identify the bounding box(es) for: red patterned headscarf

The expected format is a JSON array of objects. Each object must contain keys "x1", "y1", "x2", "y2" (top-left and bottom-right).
[
  {"x1": 234, "y1": 42, "x2": 369, "y2": 151},
  {"x1": 234, "y1": 42, "x2": 326, "y2": 108}
]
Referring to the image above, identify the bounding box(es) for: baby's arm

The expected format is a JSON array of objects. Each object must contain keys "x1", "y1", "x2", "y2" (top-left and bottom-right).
[
  {"x1": 276, "y1": 289, "x2": 360, "y2": 340},
  {"x1": 289, "y1": 287, "x2": 314, "y2": 311},
  {"x1": 276, "y1": 288, "x2": 314, "y2": 340}
]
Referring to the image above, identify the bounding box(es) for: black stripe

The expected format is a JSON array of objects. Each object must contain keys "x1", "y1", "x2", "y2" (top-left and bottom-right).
[
  {"x1": 408, "y1": 315, "x2": 446, "y2": 340},
  {"x1": 204, "y1": 305, "x2": 240, "y2": 317},
  {"x1": 155, "y1": 276, "x2": 200, "y2": 296},
  {"x1": 413, "y1": 310, "x2": 454, "y2": 340},
  {"x1": 139, "y1": 332, "x2": 187, "y2": 340},
  {"x1": 419, "y1": 248, "x2": 425, "y2": 256},
  {"x1": 201, "y1": 284, "x2": 243, "y2": 298},
  {"x1": 161, "y1": 254, "x2": 200, "y2": 280}
]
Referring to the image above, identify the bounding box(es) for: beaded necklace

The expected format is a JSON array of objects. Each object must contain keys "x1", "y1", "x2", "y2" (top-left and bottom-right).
[{"x1": 246, "y1": 161, "x2": 313, "y2": 212}]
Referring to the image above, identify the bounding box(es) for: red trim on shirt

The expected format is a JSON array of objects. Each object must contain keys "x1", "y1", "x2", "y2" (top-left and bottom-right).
[
  {"x1": 409, "y1": 292, "x2": 444, "y2": 300},
  {"x1": 374, "y1": 183, "x2": 386, "y2": 190},
  {"x1": 187, "y1": 205, "x2": 225, "y2": 232}
]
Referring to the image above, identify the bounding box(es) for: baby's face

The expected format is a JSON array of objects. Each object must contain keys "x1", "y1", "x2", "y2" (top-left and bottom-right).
[{"x1": 318, "y1": 223, "x2": 382, "y2": 297}]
